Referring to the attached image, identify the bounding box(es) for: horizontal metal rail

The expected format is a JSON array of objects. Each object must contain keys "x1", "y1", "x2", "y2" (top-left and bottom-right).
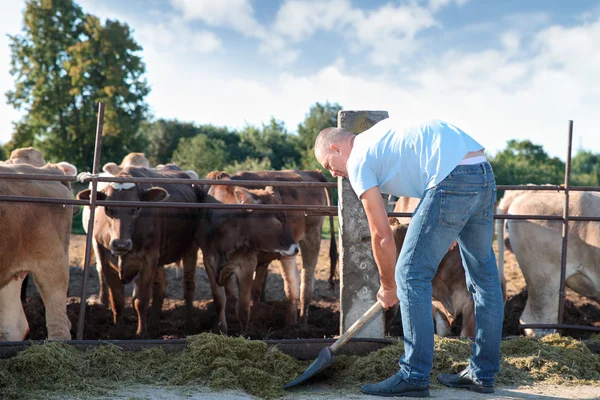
[
  {"x1": 4, "y1": 194, "x2": 600, "y2": 222},
  {"x1": 519, "y1": 324, "x2": 600, "y2": 332},
  {"x1": 3, "y1": 171, "x2": 600, "y2": 191},
  {"x1": 0, "y1": 195, "x2": 338, "y2": 212},
  {"x1": 0, "y1": 172, "x2": 337, "y2": 188}
]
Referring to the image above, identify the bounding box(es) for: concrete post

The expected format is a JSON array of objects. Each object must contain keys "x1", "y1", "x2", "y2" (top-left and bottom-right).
[{"x1": 338, "y1": 110, "x2": 389, "y2": 338}]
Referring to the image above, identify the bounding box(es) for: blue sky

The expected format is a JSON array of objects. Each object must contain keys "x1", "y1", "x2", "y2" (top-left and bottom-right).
[{"x1": 1, "y1": 0, "x2": 600, "y2": 160}]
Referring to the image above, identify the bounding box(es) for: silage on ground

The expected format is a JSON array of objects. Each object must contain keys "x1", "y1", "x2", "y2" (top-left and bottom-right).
[
  {"x1": 1, "y1": 333, "x2": 598, "y2": 400},
  {"x1": 304, "y1": 334, "x2": 600, "y2": 390},
  {"x1": 0, "y1": 333, "x2": 303, "y2": 400}
]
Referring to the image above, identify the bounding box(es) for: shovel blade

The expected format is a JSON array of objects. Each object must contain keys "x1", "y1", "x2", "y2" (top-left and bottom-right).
[{"x1": 282, "y1": 347, "x2": 335, "y2": 389}]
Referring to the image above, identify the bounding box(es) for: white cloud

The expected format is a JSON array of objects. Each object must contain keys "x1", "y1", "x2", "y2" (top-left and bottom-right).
[
  {"x1": 2, "y1": 1, "x2": 599, "y2": 163},
  {"x1": 258, "y1": 36, "x2": 300, "y2": 66},
  {"x1": 273, "y1": 0, "x2": 355, "y2": 42},
  {"x1": 429, "y1": 0, "x2": 470, "y2": 13},
  {"x1": 170, "y1": 0, "x2": 266, "y2": 38},
  {"x1": 135, "y1": 20, "x2": 221, "y2": 54}
]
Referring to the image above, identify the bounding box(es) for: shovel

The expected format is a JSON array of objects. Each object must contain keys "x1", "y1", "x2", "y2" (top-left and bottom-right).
[{"x1": 283, "y1": 301, "x2": 383, "y2": 389}]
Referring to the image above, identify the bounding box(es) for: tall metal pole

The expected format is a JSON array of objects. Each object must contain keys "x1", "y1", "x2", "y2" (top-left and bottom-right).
[
  {"x1": 76, "y1": 102, "x2": 105, "y2": 340},
  {"x1": 557, "y1": 120, "x2": 573, "y2": 326}
]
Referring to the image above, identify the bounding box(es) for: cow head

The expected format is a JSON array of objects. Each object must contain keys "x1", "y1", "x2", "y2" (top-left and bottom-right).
[
  {"x1": 77, "y1": 182, "x2": 169, "y2": 258},
  {"x1": 231, "y1": 186, "x2": 299, "y2": 256}
]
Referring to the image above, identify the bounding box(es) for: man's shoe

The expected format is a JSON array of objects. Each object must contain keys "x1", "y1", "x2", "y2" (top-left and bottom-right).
[
  {"x1": 437, "y1": 368, "x2": 494, "y2": 394},
  {"x1": 360, "y1": 372, "x2": 429, "y2": 397}
]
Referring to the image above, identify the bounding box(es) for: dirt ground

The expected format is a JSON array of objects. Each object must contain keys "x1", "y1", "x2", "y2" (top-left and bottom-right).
[
  {"x1": 83, "y1": 383, "x2": 600, "y2": 400},
  {"x1": 23, "y1": 234, "x2": 600, "y2": 341}
]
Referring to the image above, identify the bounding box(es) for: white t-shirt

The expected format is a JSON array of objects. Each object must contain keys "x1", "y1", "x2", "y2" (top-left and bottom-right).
[{"x1": 346, "y1": 118, "x2": 484, "y2": 198}]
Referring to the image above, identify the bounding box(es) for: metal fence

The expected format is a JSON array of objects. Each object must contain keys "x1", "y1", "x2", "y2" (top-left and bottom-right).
[{"x1": 1, "y1": 103, "x2": 598, "y2": 341}]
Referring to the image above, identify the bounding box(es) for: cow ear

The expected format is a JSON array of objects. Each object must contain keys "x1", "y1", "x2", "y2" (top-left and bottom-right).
[
  {"x1": 103, "y1": 162, "x2": 121, "y2": 175},
  {"x1": 233, "y1": 187, "x2": 259, "y2": 204},
  {"x1": 141, "y1": 187, "x2": 169, "y2": 202},
  {"x1": 77, "y1": 189, "x2": 107, "y2": 201},
  {"x1": 56, "y1": 162, "x2": 77, "y2": 176},
  {"x1": 264, "y1": 186, "x2": 282, "y2": 202}
]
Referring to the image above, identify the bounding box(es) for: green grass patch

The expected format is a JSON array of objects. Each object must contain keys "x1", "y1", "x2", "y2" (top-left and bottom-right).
[
  {"x1": 321, "y1": 216, "x2": 338, "y2": 240},
  {"x1": 71, "y1": 205, "x2": 85, "y2": 235},
  {"x1": 1, "y1": 334, "x2": 598, "y2": 400}
]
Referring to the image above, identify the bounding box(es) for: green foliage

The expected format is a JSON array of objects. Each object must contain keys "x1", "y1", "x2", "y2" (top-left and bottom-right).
[
  {"x1": 224, "y1": 157, "x2": 272, "y2": 174},
  {"x1": 238, "y1": 118, "x2": 301, "y2": 170},
  {"x1": 490, "y1": 140, "x2": 600, "y2": 192},
  {"x1": 489, "y1": 139, "x2": 565, "y2": 187},
  {"x1": 139, "y1": 119, "x2": 200, "y2": 165},
  {"x1": 0, "y1": 146, "x2": 6, "y2": 161},
  {"x1": 172, "y1": 134, "x2": 228, "y2": 178},
  {"x1": 571, "y1": 150, "x2": 600, "y2": 186},
  {"x1": 4, "y1": 0, "x2": 150, "y2": 171}
]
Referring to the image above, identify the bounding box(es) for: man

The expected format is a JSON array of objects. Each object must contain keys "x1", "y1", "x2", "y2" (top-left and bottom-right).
[{"x1": 314, "y1": 118, "x2": 503, "y2": 397}]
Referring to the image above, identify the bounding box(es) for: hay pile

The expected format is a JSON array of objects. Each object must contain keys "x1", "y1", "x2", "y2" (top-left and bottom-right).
[
  {"x1": 0, "y1": 333, "x2": 303, "y2": 400},
  {"x1": 1, "y1": 333, "x2": 598, "y2": 399},
  {"x1": 317, "y1": 334, "x2": 600, "y2": 389}
]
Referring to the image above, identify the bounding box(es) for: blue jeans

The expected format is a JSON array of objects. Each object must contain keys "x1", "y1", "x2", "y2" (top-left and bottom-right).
[{"x1": 396, "y1": 161, "x2": 503, "y2": 386}]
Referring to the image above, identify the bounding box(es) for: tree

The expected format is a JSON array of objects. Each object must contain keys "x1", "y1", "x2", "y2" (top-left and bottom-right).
[
  {"x1": 489, "y1": 139, "x2": 565, "y2": 186},
  {"x1": 5, "y1": 0, "x2": 149, "y2": 171},
  {"x1": 171, "y1": 134, "x2": 229, "y2": 178},
  {"x1": 297, "y1": 101, "x2": 342, "y2": 171},
  {"x1": 238, "y1": 118, "x2": 301, "y2": 170},
  {"x1": 140, "y1": 119, "x2": 200, "y2": 165},
  {"x1": 571, "y1": 150, "x2": 600, "y2": 186},
  {"x1": 224, "y1": 157, "x2": 272, "y2": 174}
]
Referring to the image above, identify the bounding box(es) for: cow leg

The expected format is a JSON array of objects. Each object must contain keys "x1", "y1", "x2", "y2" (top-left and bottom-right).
[
  {"x1": 203, "y1": 254, "x2": 228, "y2": 333},
  {"x1": 182, "y1": 249, "x2": 198, "y2": 334},
  {"x1": 92, "y1": 241, "x2": 109, "y2": 306},
  {"x1": 251, "y1": 262, "x2": 270, "y2": 303},
  {"x1": 520, "y1": 268, "x2": 560, "y2": 338},
  {"x1": 33, "y1": 253, "x2": 72, "y2": 340},
  {"x1": 149, "y1": 266, "x2": 166, "y2": 338},
  {"x1": 299, "y1": 232, "x2": 321, "y2": 326},
  {"x1": 102, "y1": 259, "x2": 126, "y2": 338},
  {"x1": 236, "y1": 260, "x2": 256, "y2": 332},
  {"x1": 0, "y1": 277, "x2": 30, "y2": 341},
  {"x1": 433, "y1": 307, "x2": 452, "y2": 337},
  {"x1": 133, "y1": 259, "x2": 157, "y2": 339},
  {"x1": 459, "y1": 302, "x2": 476, "y2": 338},
  {"x1": 278, "y1": 256, "x2": 300, "y2": 326}
]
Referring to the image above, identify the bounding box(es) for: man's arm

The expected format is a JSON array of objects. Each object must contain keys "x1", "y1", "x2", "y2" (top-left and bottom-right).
[{"x1": 360, "y1": 186, "x2": 398, "y2": 308}]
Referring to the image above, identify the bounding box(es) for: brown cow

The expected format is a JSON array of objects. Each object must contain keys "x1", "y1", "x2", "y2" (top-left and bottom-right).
[
  {"x1": 388, "y1": 218, "x2": 476, "y2": 337},
  {"x1": 82, "y1": 156, "x2": 196, "y2": 309},
  {"x1": 198, "y1": 181, "x2": 299, "y2": 332},
  {"x1": 0, "y1": 162, "x2": 77, "y2": 341},
  {"x1": 77, "y1": 166, "x2": 199, "y2": 338},
  {"x1": 208, "y1": 170, "x2": 337, "y2": 327}
]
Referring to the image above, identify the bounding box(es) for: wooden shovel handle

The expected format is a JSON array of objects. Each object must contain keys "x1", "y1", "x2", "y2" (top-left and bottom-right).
[{"x1": 330, "y1": 301, "x2": 383, "y2": 354}]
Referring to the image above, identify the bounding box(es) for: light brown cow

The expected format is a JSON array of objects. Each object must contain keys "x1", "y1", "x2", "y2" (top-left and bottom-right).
[
  {"x1": 0, "y1": 162, "x2": 77, "y2": 341},
  {"x1": 2, "y1": 147, "x2": 48, "y2": 303},
  {"x1": 388, "y1": 218, "x2": 476, "y2": 337},
  {"x1": 77, "y1": 166, "x2": 200, "y2": 338},
  {"x1": 498, "y1": 190, "x2": 600, "y2": 337},
  {"x1": 198, "y1": 180, "x2": 299, "y2": 332},
  {"x1": 207, "y1": 170, "x2": 337, "y2": 327}
]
